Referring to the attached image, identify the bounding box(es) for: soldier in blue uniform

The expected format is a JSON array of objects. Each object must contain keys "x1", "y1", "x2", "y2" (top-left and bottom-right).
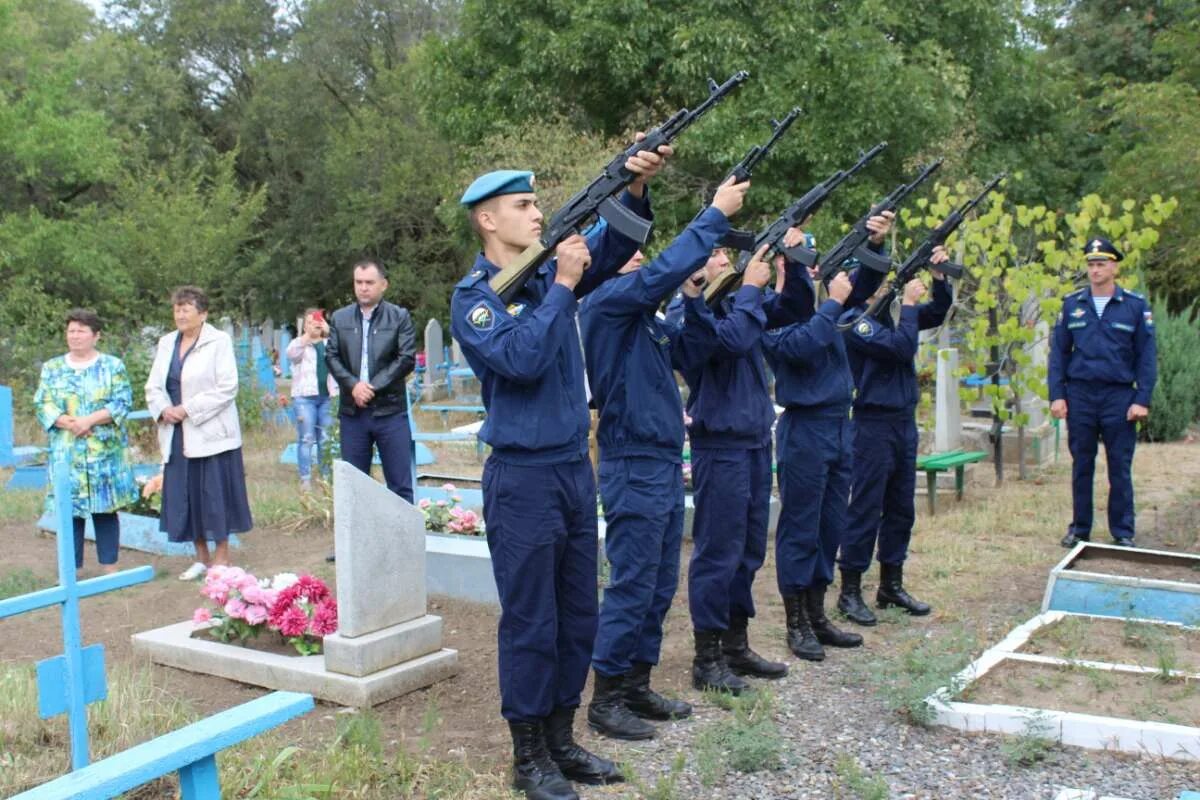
[
  {"x1": 582, "y1": 177, "x2": 750, "y2": 740},
  {"x1": 450, "y1": 143, "x2": 670, "y2": 800},
  {"x1": 838, "y1": 250, "x2": 952, "y2": 624},
  {"x1": 669, "y1": 245, "x2": 789, "y2": 696},
  {"x1": 1050, "y1": 237, "x2": 1157, "y2": 548},
  {"x1": 762, "y1": 216, "x2": 894, "y2": 659}
]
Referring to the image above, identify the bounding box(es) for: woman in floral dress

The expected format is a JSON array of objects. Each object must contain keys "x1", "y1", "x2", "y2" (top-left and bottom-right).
[{"x1": 34, "y1": 309, "x2": 138, "y2": 575}]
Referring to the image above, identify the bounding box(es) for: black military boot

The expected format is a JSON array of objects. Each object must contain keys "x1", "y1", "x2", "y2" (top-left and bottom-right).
[
  {"x1": 587, "y1": 670, "x2": 655, "y2": 741},
  {"x1": 721, "y1": 614, "x2": 788, "y2": 679},
  {"x1": 1060, "y1": 531, "x2": 1090, "y2": 548},
  {"x1": 806, "y1": 584, "x2": 863, "y2": 648},
  {"x1": 544, "y1": 706, "x2": 624, "y2": 785},
  {"x1": 876, "y1": 562, "x2": 931, "y2": 616},
  {"x1": 624, "y1": 661, "x2": 693, "y2": 720},
  {"x1": 508, "y1": 720, "x2": 579, "y2": 800},
  {"x1": 836, "y1": 568, "x2": 878, "y2": 626},
  {"x1": 692, "y1": 630, "x2": 750, "y2": 694},
  {"x1": 782, "y1": 593, "x2": 824, "y2": 661}
]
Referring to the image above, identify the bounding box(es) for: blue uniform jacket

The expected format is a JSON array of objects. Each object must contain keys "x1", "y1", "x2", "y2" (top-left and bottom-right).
[
  {"x1": 763, "y1": 262, "x2": 886, "y2": 414},
  {"x1": 666, "y1": 261, "x2": 812, "y2": 448},
  {"x1": 580, "y1": 205, "x2": 730, "y2": 462},
  {"x1": 842, "y1": 278, "x2": 953, "y2": 415},
  {"x1": 1048, "y1": 285, "x2": 1157, "y2": 407},
  {"x1": 450, "y1": 190, "x2": 650, "y2": 465}
]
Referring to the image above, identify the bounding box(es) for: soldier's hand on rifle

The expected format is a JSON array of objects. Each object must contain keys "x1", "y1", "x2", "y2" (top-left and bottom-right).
[
  {"x1": 625, "y1": 131, "x2": 674, "y2": 198},
  {"x1": 743, "y1": 244, "x2": 772, "y2": 289},
  {"x1": 866, "y1": 210, "x2": 895, "y2": 244},
  {"x1": 711, "y1": 175, "x2": 750, "y2": 218},
  {"x1": 1051, "y1": 399, "x2": 1068, "y2": 420},
  {"x1": 929, "y1": 245, "x2": 950, "y2": 279},
  {"x1": 902, "y1": 277, "x2": 926, "y2": 306},
  {"x1": 828, "y1": 271, "x2": 853, "y2": 304},
  {"x1": 681, "y1": 268, "x2": 706, "y2": 298},
  {"x1": 554, "y1": 234, "x2": 592, "y2": 290}
]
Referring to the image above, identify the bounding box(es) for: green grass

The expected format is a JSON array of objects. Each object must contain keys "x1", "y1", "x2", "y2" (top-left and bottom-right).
[
  {"x1": 0, "y1": 567, "x2": 51, "y2": 600},
  {"x1": 833, "y1": 753, "x2": 890, "y2": 800},
  {"x1": 692, "y1": 689, "x2": 784, "y2": 786},
  {"x1": 865, "y1": 626, "x2": 978, "y2": 726},
  {"x1": 0, "y1": 488, "x2": 44, "y2": 524},
  {"x1": 999, "y1": 710, "x2": 1056, "y2": 767}
]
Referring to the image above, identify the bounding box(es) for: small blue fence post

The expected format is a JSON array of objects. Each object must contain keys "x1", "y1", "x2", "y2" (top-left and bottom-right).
[
  {"x1": 0, "y1": 384, "x2": 14, "y2": 468},
  {"x1": 178, "y1": 754, "x2": 221, "y2": 799}
]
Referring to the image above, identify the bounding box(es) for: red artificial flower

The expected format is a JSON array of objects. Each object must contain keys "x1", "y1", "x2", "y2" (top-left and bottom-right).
[
  {"x1": 311, "y1": 600, "x2": 338, "y2": 637},
  {"x1": 277, "y1": 605, "x2": 309, "y2": 638},
  {"x1": 296, "y1": 575, "x2": 330, "y2": 603}
]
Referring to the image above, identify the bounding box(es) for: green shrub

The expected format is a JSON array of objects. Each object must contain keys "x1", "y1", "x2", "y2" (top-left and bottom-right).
[{"x1": 1145, "y1": 301, "x2": 1200, "y2": 442}]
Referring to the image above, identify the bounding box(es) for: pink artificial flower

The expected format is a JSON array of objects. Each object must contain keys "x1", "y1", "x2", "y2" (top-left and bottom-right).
[
  {"x1": 418, "y1": 498, "x2": 431, "y2": 509},
  {"x1": 244, "y1": 604, "x2": 269, "y2": 626},
  {"x1": 277, "y1": 605, "x2": 309, "y2": 637},
  {"x1": 224, "y1": 597, "x2": 248, "y2": 620},
  {"x1": 435, "y1": 500, "x2": 447, "y2": 507},
  {"x1": 241, "y1": 583, "x2": 275, "y2": 607},
  {"x1": 442, "y1": 482, "x2": 456, "y2": 493},
  {"x1": 311, "y1": 600, "x2": 338, "y2": 636},
  {"x1": 207, "y1": 565, "x2": 230, "y2": 582},
  {"x1": 296, "y1": 575, "x2": 330, "y2": 603},
  {"x1": 202, "y1": 580, "x2": 230, "y2": 606},
  {"x1": 192, "y1": 607, "x2": 212, "y2": 626}
]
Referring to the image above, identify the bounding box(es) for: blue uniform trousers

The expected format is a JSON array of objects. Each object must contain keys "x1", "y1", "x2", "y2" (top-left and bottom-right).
[
  {"x1": 482, "y1": 456, "x2": 599, "y2": 722},
  {"x1": 688, "y1": 445, "x2": 771, "y2": 632},
  {"x1": 840, "y1": 414, "x2": 917, "y2": 572},
  {"x1": 592, "y1": 456, "x2": 684, "y2": 677},
  {"x1": 775, "y1": 411, "x2": 853, "y2": 594},
  {"x1": 339, "y1": 410, "x2": 413, "y2": 503},
  {"x1": 1066, "y1": 382, "x2": 1137, "y2": 541}
]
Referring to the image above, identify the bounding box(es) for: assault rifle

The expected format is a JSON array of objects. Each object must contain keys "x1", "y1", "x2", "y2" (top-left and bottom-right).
[
  {"x1": 815, "y1": 159, "x2": 943, "y2": 282},
  {"x1": 489, "y1": 71, "x2": 750, "y2": 304},
  {"x1": 861, "y1": 172, "x2": 1005, "y2": 321},
  {"x1": 714, "y1": 107, "x2": 802, "y2": 251},
  {"x1": 704, "y1": 141, "x2": 887, "y2": 306}
]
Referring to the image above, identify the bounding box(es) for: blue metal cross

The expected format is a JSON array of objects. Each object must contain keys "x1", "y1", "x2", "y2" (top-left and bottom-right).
[{"x1": 0, "y1": 458, "x2": 155, "y2": 770}]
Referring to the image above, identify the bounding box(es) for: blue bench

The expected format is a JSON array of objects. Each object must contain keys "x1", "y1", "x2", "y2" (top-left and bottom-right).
[{"x1": 11, "y1": 691, "x2": 313, "y2": 800}]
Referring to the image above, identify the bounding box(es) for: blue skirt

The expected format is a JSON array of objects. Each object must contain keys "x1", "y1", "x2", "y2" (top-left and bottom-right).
[{"x1": 160, "y1": 425, "x2": 253, "y2": 543}]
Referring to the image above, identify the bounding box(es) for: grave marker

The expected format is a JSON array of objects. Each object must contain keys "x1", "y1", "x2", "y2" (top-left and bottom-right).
[{"x1": 935, "y1": 348, "x2": 962, "y2": 452}]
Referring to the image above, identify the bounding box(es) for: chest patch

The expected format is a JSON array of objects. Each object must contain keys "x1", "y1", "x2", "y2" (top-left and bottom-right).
[
  {"x1": 467, "y1": 302, "x2": 495, "y2": 331},
  {"x1": 1111, "y1": 322, "x2": 1135, "y2": 332},
  {"x1": 1067, "y1": 321, "x2": 1087, "y2": 330},
  {"x1": 855, "y1": 320, "x2": 874, "y2": 338},
  {"x1": 1070, "y1": 307, "x2": 1086, "y2": 318}
]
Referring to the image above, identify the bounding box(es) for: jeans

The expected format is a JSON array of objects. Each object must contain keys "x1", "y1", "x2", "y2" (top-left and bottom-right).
[
  {"x1": 293, "y1": 395, "x2": 334, "y2": 480},
  {"x1": 73, "y1": 512, "x2": 119, "y2": 568}
]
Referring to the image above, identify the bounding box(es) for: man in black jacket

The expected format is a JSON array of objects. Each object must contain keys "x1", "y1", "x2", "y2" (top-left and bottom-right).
[{"x1": 326, "y1": 260, "x2": 417, "y2": 502}]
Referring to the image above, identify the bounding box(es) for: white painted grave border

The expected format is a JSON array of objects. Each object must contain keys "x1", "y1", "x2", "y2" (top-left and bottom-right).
[{"x1": 926, "y1": 610, "x2": 1200, "y2": 762}]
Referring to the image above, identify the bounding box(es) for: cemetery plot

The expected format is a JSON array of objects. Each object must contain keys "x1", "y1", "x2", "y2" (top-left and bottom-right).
[
  {"x1": 963, "y1": 660, "x2": 1200, "y2": 728},
  {"x1": 1043, "y1": 543, "x2": 1200, "y2": 626},
  {"x1": 1018, "y1": 614, "x2": 1200, "y2": 674},
  {"x1": 1069, "y1": 549, "x2": 1200, "y2": 584}
]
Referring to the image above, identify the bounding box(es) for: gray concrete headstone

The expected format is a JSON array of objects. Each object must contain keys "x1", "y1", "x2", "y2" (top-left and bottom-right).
[
  {"x1": 935, "y1": 347, "x2": 962, "y2": 452},
  {"x1": 451, "y1": 337, "x2": 463, "y2": 366},
  {"x1": 424, "y1": 319, "x2": 444, "y2": 370},
  {"x1": 1025, "y1": 321, "x2": 1049, "y2": 429},
  {"x1": 332, "y1": 460, "x2": 427, "y2": 637}
]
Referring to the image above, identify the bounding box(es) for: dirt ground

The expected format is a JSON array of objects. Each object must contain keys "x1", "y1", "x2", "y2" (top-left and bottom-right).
[
  {"x1": 2, "y1": 422, "x2": 1200, "y2": 785},
  {"x1": 1019, "y1": 615, "x2": 1200, "y2": 674},
  {"x1": 965, "y1": 659, "x2": 1200, "y2": 727},
  {"x1": 1070, "y1": 550, "x2": 1200, "y2": 583}
]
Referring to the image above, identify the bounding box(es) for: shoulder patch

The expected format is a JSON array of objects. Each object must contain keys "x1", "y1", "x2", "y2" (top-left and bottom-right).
[
  {"x1": 855, "y1": 319, "x2": 874, "y2": 339},
  {"x1": 466, "y1": 302, "x2": 496, "y2": 332},
  {"x1": 1143, "y1": 310, "x2": 1154, "y2": 327}
]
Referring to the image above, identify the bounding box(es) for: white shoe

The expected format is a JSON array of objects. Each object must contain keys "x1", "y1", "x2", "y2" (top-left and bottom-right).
[{"x1": 179, "y1": 562, "x2": 208, "y2": 581}]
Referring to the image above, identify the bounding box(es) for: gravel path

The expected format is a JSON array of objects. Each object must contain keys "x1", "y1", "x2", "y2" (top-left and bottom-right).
[{"x1": 584, "y1": 624, "x2": 1198, "y2": 800}]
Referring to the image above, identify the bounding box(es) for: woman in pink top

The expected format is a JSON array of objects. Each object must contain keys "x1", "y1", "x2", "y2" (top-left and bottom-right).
[{"x1": 286, "y1": 309, "x2": 338, "y2": 488}]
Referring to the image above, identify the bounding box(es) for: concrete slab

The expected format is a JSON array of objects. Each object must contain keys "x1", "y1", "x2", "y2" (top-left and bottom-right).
[
  {"x1": 323, "y1": 614, "x2": 443, "y2": 678},
  {"x1": 132, "y1": 620, "x2": 458, "y2": 707}
]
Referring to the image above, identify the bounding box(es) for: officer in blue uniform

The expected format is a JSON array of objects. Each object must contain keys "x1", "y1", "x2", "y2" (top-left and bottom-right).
[
  {"x1": 839, "y1": 251, "x2": 952, "y2": 624},
  {"x1": 669, "y1": 245, "x2": 789, "y2": 696},
  {"x1": 1050, "y1": 237, "x2": 1157, "y2": 548},
  {"x1": 762, "y1": 218, "x2": 893, "y2": 660},
  {"x1": 583, "y1": 176, "x2": 749, "y2": 741},
  {"x1": 451, "y1": 145, "x2": 670, "y2": 800}
]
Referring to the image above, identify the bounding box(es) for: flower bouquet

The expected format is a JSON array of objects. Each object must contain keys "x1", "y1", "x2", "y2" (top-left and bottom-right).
[
  {"x1": 419, "y1": 483, "x2": 483, "y2": 536},
  {"x1": 193, "y1": 569, "x2": 338, "y2": 655}
]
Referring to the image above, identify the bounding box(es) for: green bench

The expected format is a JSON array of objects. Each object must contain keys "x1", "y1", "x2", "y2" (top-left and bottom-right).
[{"x1": 915, "y1": 450, "x2": 988, "y2": 515}]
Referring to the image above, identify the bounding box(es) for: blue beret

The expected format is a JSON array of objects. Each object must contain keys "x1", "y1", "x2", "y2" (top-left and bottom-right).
[
  {"x1": 1084, "y1": 236, "x2": 1123, "y2": 262},
  {"x1": 460, "y1": 170, "x2": 536, "y2": 206}
]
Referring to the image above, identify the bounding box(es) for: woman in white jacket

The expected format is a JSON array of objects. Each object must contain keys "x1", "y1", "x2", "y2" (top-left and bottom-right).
[{"x1": 146, "y1": 286, "x2": 253, "y2": 580}]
